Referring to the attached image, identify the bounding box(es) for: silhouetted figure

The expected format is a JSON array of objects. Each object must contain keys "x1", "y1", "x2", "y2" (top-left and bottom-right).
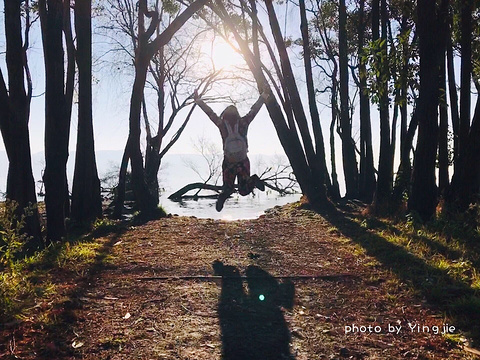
[
  {"x1": 213, "y1": 260, "x2": 295, "y2": 360},
  {"x1": 195, "y1": 92, "x2": 267, "y2": 211}
]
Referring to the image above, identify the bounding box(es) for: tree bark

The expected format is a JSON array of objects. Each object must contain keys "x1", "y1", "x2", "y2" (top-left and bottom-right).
[
  {"x1": 39, "y1": 0, "x2": 73, "y2": 242},
  {"x1": 449, "y1": 0, "x2": 478, "y2": 210},
  {"x1": 71, "y1": 0, "x2": 103, "y2": 223},
  {"x1": 446, "y1": 29, "x2": 460, "y2": 172},
  {"x1": 408, "y1": 0, "x2": 448, "y2": 221},
  {"x1": 299, "y1": 0, "x2": 330, "y2": 191},
  {"x1": 338, "y1": 0, "x2": 358, "y2": 199},
  {"x1": 451, "y1": 97, "x2": 480, "y2": 209},
  {"x1": 357, "y1": 0, "x2": 375, "y2": 202},
  {"x1": 438, "y1": 51, "x2": 449, "y2": 193},
  {"x1": 374, "y1": 0, "x2": 392, "y2": 208},
  {"x1": 457, "y1": 0, "x2": 472, "y2": 174},
  {"x1": 0, "y1": 0, "x2": 42, "y2": 249}
]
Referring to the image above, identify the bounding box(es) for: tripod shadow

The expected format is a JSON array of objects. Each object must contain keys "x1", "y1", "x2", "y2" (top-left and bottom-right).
[{"x1": 213, "y1": 260, "x2": 295, "y2": 360}]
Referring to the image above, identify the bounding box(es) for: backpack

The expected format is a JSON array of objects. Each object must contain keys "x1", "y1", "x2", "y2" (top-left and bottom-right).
[{"x1": 224, "y1": 121, "x2": 248, "y2": 163}]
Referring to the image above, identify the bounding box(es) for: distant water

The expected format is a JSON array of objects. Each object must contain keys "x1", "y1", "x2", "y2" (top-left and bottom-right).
[
  {"x1": 0, "y1": 150, "x2": 302, "y2": 220},
  {"x1": 160, "y1": 191, "x2": 301, "y2": 220}
]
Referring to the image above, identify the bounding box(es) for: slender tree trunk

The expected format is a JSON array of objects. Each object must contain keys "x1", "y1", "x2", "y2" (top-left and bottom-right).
[
  {"x1": 393, "y1": 29, "x2": 411, "y2": 203},
  {"x1": 113, "y1": 141, "x2": 129, "y2": 218},
  {"x1": 338, "y1": 0, "x2": 358, "y2": 199},
  {"x1": 0, "y1": 0, "x2": 42, "y2": 249},
  {"x1": 299, "y1": 0, "x2": 330, "y2": 192},
  {"x1": 144, "y1": 49, "x2": 165, "y2": 206},
  {"x1": 457, "y1": 0, "x2": 472, "y2": 172},
  {"x1": 449, "y1": 0, "x2": 476, "y2": 209},
  {"x1": 374, "y1": 0, "x2": 392, "y2": 208},
  {"x1": 452, "y1": 97, "x2": 480, "y2": 209},
  {"x1": 264, "y1": 0, "x2": 325, "y2": 194},
  {"x1": 128, "y1": 56, "x2": 158, "y2": 214},
  {"x1": 446, "y1": 31, "x2": 460, "y2": 172},
  {"x1": 357, "y1": 0, "x2": 375, "y2": 202},
  {"x1": 329, "y1": 95, "x2": 341, "y2": 200},
  {"x1": 438, "y1": 52, "x2": 449, "y2": 193},
  {"x1": 212, "y1": 0, "x2": 330, "y2": 207},
  {"x1": 71, "y1": 0, "x2": 102, "y2": 223},
  {"x1": 39, "y1": 0, "x2": 72, "y2": 242}
]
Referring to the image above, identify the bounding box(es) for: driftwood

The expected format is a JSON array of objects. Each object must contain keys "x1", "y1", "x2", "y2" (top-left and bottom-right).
[{"x1": 168, "y1": 180, "x2": 296, "y2": 201}]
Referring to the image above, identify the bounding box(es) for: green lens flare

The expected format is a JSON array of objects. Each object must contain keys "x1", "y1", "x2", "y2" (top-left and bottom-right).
[{"x1": 259, "y1": 294, "x2": 265, "y2": 301}]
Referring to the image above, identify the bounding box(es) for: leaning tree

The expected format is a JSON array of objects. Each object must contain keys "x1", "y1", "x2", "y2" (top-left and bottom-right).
[{"x1": 203, "y1": 0, "x2": 332, "y2": 207}]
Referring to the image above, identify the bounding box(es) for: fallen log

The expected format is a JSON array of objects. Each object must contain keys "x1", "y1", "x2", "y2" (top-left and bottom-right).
[
  {"x1": 168, "y1": 181, "x2": 296, "y2": 201},
  {"x1": 168, "y1": 182, "x2": 222, "y2": 201}
]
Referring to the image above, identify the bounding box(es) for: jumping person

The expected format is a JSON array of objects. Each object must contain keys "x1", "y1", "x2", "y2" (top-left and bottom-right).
[{"x1": 194, "y1": 90, "x2": 267, "y2": 211}]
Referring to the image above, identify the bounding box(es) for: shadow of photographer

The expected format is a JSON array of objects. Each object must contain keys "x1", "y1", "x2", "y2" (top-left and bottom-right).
[{"x1": 213, "y1": 260, "x2": 295, "y2": 360}]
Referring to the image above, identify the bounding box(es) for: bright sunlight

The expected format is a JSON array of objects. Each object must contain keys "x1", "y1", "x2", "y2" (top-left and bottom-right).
[{"x1": 201, "y1": 37, "x2": 246, "y2": 71}]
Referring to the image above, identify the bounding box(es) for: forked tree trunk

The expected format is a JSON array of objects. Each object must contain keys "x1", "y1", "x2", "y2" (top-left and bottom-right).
[
  {"x1": 0, "y1": 0, "x2": 42, "y2": 249},
  {"x1": 123, "y1": 0, "x2": 207, "y2": 216},
  {"x1": 409, "y1": 0, "x2": 448, "y2": 221}
]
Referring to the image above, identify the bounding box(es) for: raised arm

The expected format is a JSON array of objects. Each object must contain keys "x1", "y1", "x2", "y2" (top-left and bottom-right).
[
  {"x1": 242, "y1": 95, "x2": 265, "y2": 125},
  {"x1": 194, "y1": 90, "x2": 221, "y2": 126}
]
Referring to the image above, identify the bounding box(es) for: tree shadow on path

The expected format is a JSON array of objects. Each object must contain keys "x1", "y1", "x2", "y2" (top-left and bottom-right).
[
  {"x1": 318, "y1": 203, "x2": 480, "y2": 345},
  {"x1": 213, "y1": 260, "x2": 295, "y2": 360}
]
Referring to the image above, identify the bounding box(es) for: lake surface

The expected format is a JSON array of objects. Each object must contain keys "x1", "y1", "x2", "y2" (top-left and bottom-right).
[
  {"x1": 159, "y1": 191, "x2": 301, "y2": 220},
  {"x1": 0, "y1": 151, "x2": 302, "y2": 220}
]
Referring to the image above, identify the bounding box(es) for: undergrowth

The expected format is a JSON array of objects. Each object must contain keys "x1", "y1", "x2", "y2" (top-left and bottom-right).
[
  {"x1": 356, "y1": 204, "x2": 480, "y2": 343},
  {"x1": 0, "y1": 203, "x2": 121, "y2": 323}
]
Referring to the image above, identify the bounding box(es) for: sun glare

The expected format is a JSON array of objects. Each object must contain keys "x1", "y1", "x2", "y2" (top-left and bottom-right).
[{"x1": 202, "y1": 39, "x2": 246, "y2": 71}]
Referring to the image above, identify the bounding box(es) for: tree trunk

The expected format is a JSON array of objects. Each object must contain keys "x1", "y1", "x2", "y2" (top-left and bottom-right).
[
  {"x1": 123, "y1": 0, "x2": 207, "y2": 216},
  {"x1": 338, "y1": 0, "x2": 358, "y2": 199},
  {"x1": 438, "y1": 51, "x2": 449, "y2": 193},
  {"x1": 451, "y1": 97, "x2": 480, "y2": 210},
  {"x1": 71, "y1": 0, "x2": 102, "y2": 223},
  {"x1": 39, "y1": 0, "x2": 72, "y2": 242},
  {"x1": 299, "y1": 0, "x2": 330, "y2": 191},
  {"x1": 357, "y1": 0, "x2": 375, "y2": 202},
  {"x1": 374, "y1": 0, "x2": 392, "y2": 208},
  {"x1": 449, "y1": 0, "x2": 477, "y2": 210},
  {"x1": 392, "y1": 21, "x2": 412, "y2": 203},
  {"x1": 408, "y1": 0, "x2": 448, "y2": 221},
  {"x1": 113, "y1": 141, "x2": 130, "y2": 218},
  {"x1": 212, "y1": 0, "x2": 330, "y2": 207},
  {"x1": 457, "y1": 0, "x2": 472, "y2": 174},
  {"x1": 329, "y1": 98, "x2": 341, "y2": 200},
  {"x1": 263, "y1": 0, "x2": 326, "y2": 195},
  {"x1": 446, "y1": 30, "x2": 460, "y2": 172},
  {"x1": 0, "y1": 0, "x2": 42, "y2": 249}
]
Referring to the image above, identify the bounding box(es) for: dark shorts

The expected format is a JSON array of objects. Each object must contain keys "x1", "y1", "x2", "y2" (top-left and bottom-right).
[{"x1": 222, "y1": 157, "x2": 255, "y2": 196}]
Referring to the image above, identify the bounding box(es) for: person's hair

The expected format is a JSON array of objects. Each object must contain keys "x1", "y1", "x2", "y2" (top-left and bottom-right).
[{"x1": 221, "y1": 105, "x2": 240, "y2": 124}]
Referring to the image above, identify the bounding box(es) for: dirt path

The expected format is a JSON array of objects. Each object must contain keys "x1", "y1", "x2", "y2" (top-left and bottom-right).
[{"x1": 19, "y1": 203, "x2": 474, "y2": 359}]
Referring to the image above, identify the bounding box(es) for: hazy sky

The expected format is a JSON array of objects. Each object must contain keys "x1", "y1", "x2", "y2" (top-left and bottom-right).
[{"x1": 0, "y1": 1, "x2": 302, "y2": 158}]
